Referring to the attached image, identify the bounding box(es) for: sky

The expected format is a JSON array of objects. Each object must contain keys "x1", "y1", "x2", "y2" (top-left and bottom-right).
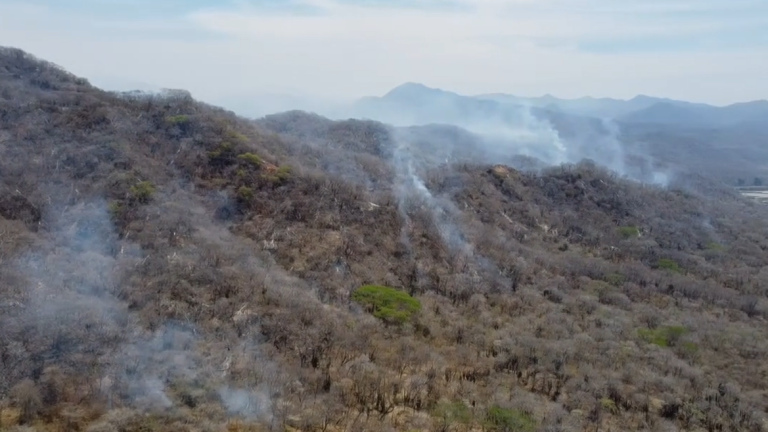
[{"x1": 1, "y1": 0, "x2": 767, "y2": 108}]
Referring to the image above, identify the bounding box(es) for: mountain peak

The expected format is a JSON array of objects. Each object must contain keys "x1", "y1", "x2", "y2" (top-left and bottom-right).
[
  {"x1": 629, "y1": 94, "x2": 659, "y2": 103},
  {"x1": 382, "y1": 82, "x2": 447, "y2": 100}
]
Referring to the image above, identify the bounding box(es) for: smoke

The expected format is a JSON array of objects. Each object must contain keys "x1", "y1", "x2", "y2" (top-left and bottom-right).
[
  {"x1": 117, "y1": 324, "x2": 203, "y2": 411},
  {"x1": 348, "y1": 90, "x2": 672, "y2": 186},
  {"x1": 1, "y1": 200, "x2": 199, "y2": 410},
  {"x1": 391, "y1": 127, "x2": 474, "y2": 257},
  {"x1": 0, "y1": 189, "x2": 287, "y2": 424},
  {"x1": 353, "y1": 90, "x2": 674, "y2": 261},
  {"x1": 456, "y1": 105, "x2": 570, "y2": 167},
  {"x1": 454, "y1": 110, "x2": 671, "y2": 186},
  {"x1": 218, "y1": 386, "x2": 273, "y2": 421},
  {"x1": 1, "y1": 201, "x2": 131, "y2": 390}
]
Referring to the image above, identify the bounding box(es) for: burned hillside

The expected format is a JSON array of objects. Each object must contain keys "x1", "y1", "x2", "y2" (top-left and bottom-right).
[{"x1": 1, "y1": 47, "x2": 768, "y2": 432}]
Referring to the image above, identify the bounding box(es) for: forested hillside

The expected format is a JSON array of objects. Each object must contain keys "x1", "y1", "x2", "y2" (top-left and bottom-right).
[{"x1": 1, "y1": 47, "x2": 767, "y2": 432}]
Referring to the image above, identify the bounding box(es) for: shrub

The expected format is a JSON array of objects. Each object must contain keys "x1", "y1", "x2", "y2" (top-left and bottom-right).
[
  {"x1": 208, "y1": 142, "x2": 237, "y2": 167},
  {"x1": 108, "y1": 201, "x2": 123, "y2": 217},
  {"x1": 237, "y1": 152, "x2": 263, "y2": 166},
  {"x1": 677, "y1": 341, "x2": 701, "y2": 362},
  {"x1": 432, "y1": 401, "x2": 473, "y2": 429},
  {"x1": 165, "y1": 114, "x2": 190, "y2": 125},
  {"x1": 586, "y1": 280, "x2": 611, "y2": 295},
  {"x1": 351, "y1": 285, "x2": 421, "y2": 325},
  {"x1": 618, "y1": 226, "x2": 640, "y2": 239},
  {"x1": 657, "y1": 258, "x2": 682, "y2": 273},
  {"x1": 605, "y1": 273, "x2": 625, "y2": 287},
  {"x1": 276, "y1": 165, "x2": 291, "y2": 179},
  {"x1": 10, "y1": 379, "x2": 42, "y2": 424},
  {"x1": 484, "y1": 406, "x2": 535, "y2": 432},
  {"x1": 236, "y1": 186, "x2": 254, "y2": 203},
  {"x1": 638, "y1": 325, "x2": 688, "y2": 348},
  {"x1": 262, "y1": 165, "x2": 292, "y2": 184},
  {"x1": 600, "y1": 398, "x2": 619, "y2": 414},
  {"x1": 130, "y1": 181, "x2": 155, "y2": 204},
  {"x1": 706, "y1": 242, "x2": 725, "y2": 251},
  {"x1": 225, "y1": 130, "x2": 249, "y2": 144}
]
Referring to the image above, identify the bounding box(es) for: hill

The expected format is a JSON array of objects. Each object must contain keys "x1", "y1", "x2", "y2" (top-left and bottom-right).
[{"x1": 1, "y1": 47, "x2": 768, "y2": 432}]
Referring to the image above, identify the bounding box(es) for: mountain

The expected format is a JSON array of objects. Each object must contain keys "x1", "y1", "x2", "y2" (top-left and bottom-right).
[
  {"x1": 387, "y1": 83, "x2": 765, "y2": 126},
  {"x1": 207, "y1": 91, "x2": 352, "y2": 120},
  {"x1": 2, "y1": 47, "x2": 768, "y2": 432},
  {"x1": 352, "y1": 83, "x2": 768, "y2": 184},
  {"x1": 476, "y1": 93, "x2": 654, "y2": 118},
  {"x1": 620, "y1": 100, "x2": 768, "y2": 127},
  {"x1": 350, "y1": 82, "x2": 613, "y2": 139},
  {"x1": 352, "y1": 82, "x2": 517, "y2": 126},
  {"x1": 352, "y1": 83, "x2": 708, "y2": 126}
]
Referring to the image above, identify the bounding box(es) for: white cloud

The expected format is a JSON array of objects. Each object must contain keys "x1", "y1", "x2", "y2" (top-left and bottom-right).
[
  {"x1": 0, "y1": 0, "x2": 766, "y2": 107},
  {"x1": 186, "y1": 0, "x2": 756, "y2": 42}
]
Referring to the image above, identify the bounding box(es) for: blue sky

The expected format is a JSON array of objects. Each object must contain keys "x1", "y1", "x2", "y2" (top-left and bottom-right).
[{"x1": 1, "y1": 0, "x2": 767, "y2": 107}]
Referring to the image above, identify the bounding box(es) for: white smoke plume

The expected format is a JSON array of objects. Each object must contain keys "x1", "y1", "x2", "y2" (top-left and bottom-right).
[
  {"x1": 346, "y1": 89, "x2": 672, "y2": 186},
  {"x1": 1, "y1": 190, "x2": 284, "y2": 424},
  {"x1": 391, "y1": 126, "x2": 475, "y2": 257}
]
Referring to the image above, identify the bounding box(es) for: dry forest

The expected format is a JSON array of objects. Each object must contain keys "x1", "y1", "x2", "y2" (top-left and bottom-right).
[{"x1": 1, "y1": 47, "x2": 768, "y2": 432}]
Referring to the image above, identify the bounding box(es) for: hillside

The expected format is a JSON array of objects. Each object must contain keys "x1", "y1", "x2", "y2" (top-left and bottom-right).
[
  {"x1": 620, "y1": 121, "x2": 768, "y2": 185},
  {"x1": 1, "y1": 47, "x2": 768, "y2": 432}
]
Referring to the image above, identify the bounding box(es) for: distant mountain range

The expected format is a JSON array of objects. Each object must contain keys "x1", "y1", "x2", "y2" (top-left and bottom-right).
[{"x1": 351, "y1": 82, "x2": 768, "y2": 128}]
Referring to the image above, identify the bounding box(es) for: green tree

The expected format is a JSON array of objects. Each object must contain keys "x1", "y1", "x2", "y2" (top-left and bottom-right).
[{"x1": 351, "y1": 285, "x2": 421, "y2": 325}]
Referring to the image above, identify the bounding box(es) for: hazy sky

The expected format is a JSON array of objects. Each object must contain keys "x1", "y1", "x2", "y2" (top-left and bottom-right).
[{"x1": 1, "y1": 0, "x2": 767, "y2": 106}]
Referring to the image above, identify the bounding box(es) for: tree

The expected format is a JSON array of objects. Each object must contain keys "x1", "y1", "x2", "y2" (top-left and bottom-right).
[{"x1": 351, "y1": 285, "x2": 421, "y2": 325}]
